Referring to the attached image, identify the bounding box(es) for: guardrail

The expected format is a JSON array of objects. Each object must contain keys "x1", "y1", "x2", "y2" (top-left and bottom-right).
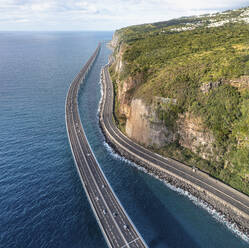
[{"x1": 65, "y1": 44, "x2": 148, "y2": 248}]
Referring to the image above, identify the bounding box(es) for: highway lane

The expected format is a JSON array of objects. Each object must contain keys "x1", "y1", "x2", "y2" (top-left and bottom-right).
[
  {"x1": 101, "y1": 65, "x2": 249, "y2": 222},
  {"x1": 72, "y1": 78, "x2": 146, "y2": 248},
  {"x1": 67, "y1": 85, "x2": 125, "y2": 248},
  {"x1": 65, "y1": 44, "x2": 148, "y2": 248}
]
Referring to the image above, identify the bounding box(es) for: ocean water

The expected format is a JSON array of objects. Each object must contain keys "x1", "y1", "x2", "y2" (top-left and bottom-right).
[{"x1": 0, "y1": 31, "x2": 248, "y2": 248}]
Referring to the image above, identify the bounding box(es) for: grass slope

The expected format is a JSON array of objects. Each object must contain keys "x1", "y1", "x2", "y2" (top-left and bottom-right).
[{"x1": 111, "y1": 7, "x2": 249, "y2": 194}]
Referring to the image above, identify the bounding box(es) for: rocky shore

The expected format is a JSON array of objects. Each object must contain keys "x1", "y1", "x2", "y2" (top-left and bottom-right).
[
  {"x1": 99, "y1": 66, "x2": 249, "y2": 239},
  {"x1": 102, "y1": 129, "x2": 249, "y2": 237}
]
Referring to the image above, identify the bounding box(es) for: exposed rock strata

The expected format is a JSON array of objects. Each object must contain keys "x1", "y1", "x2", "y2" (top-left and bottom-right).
[
  {"x1": 111, "y1": 36, "x2": 217, "y2": 160},
  {"x1": 200, "y1": 81, "x2": 222, "y2": 93},
  {"x1": 200, "y1": 76, "x2": 249, "y2": 93},
  {"x1": 99, "y1": 116, "x2": 249, "y2": 237},
  {"x1": 227, "y1": 76, "x2": 249, "y2": 90},
  {"x1": 177, "y1": 113, "x2": 217, "y2": 160},
  {"x1": 99, "y1": 66, "x2": 249, "y2": 238},
  {"x1": 115, "y1": 73, "x2": 216, "y2": 159},
  {"x1": 126, "y1": 99, "x2": 175, "y2": 147}
]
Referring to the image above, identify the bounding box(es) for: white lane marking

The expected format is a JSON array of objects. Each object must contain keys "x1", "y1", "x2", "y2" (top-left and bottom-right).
[
  {"x1": 87, "y1": 154, "x2": 137, "y2": 240},
  {"x1": 68, "y1": 61, "x2": 147, "y2": 248},
  {"x1": 70, "y1": 81, "x2": 121, "y2": 247},
  {"x1": 78, "y1": 135, "x2": 132, "y2": 237},
  {"x1": 103, "y1": 67, "x2": 249, "y2": 215},
  {"x1": 101, "y1": 70, "x2": 149, "y2": 247},
  {"x1": 83, "y1": 72, "x2": 144, "y2": 243},
  {"x1": 101, "y1": 71, "x2": 145, "y2": 241},
  {"x1": 69, "y1": 78, "x2": 121, "y2": 248},
  {"x1": 108, "y1": 115, "x2": 249, "y2": 213},
  {"x1": 121, "y1": 238, "x2": 140, "y2": 248},
  {"x1": 73, "y1": 114, "x2": 129, "y2": 248},
  {"x1": 68, "y1": 128, "x2": 119, "y2": 247}
]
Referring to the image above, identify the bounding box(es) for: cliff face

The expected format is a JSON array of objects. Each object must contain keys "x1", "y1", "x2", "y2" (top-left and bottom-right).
[
  {"x1": 126, "y1": 99, "x2": 175, "y2": 147},
  {"x1": 108, "y1": 7, "x2": 249, "y2": 194},
  {"x1": 110, "y1": 32, "x2": 120, "y2": 48},
  {"x1": 177, "y1": 113, "x2": 217, "y2": 160},
  {"x1": 117, "y1": 73, "x2": 144, "y2": 118},
  {"x1": 112, "y1": 39, "x2": 144, "y2": 119},
  {"x1": 111, "y1": 38, "x2": 216, "y2": 160},
  {"x1": 112, "y1": 36, "x2": 175, "y2": 147},
  {"x1": 114, "y1": 44, "x2": 131, "y2": 117}
]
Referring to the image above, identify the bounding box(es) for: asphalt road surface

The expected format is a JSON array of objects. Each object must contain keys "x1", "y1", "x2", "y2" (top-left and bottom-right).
[
  {"x1": 101, "y1": 64, "x2": 249, "y2": 223},
  {"x1": 65, "y1": 44, "x2": 148, "y2": 248}
]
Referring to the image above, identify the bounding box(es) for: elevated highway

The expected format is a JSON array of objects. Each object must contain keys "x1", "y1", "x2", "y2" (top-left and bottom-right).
[{"x1": 65, "y1": 44, "x2": 148, "y2": 248}]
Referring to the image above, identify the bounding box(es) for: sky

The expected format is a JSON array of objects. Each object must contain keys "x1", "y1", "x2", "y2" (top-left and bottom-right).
[{"x1": 1, "y1": 0, "x2": 249, "y2": 31}]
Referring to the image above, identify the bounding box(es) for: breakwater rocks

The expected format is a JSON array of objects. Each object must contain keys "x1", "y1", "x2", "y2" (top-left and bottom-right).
[{"x1": 99, "y1": 69, "x2": 249, "y2": 238}]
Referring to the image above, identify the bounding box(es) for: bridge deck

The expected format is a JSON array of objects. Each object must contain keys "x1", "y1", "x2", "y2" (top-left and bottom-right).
[{"x1": 65, "y1": 44, "x2": 147, "y2": 248}]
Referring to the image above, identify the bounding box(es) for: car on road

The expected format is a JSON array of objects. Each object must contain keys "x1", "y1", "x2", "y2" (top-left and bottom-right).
[
  {"x1": 123, "y1": 224, "x2": 128, "y2": 230},
  {"x1": 103, "y1": 209, "x2": 107, "y2": 215},
  {"x1": 113, "y1": 212, "x2": 117, "y2": 217}
]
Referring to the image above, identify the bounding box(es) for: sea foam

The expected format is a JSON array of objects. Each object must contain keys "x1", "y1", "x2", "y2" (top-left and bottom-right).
[{"x1": 103, "y1": 141, "x2": 249, "y2": 244}]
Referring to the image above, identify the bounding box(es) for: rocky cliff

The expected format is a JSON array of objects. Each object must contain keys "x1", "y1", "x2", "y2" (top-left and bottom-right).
[
  {"x1": 110, "y1": 33, "x2": 216, "y2": 160},
  {"x1": 126, "y1": 98, "x2": 175, "y2": 147},
  {"x1": 108, "y1": 7, "x2": 249, "y2": 194}
]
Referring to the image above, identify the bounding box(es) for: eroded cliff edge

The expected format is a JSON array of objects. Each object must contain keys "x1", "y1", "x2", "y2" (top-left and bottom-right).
[{"x1": 109, "y1": 8, "x2": 249, "y2": 195}]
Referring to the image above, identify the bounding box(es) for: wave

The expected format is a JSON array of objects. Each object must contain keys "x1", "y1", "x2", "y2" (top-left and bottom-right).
[
  {"x1": 97, "y1": 74, "x2": 103, "y2": 117},
  {"x1": 103, "y1": 141, "x2": 249, "y2": 244}
]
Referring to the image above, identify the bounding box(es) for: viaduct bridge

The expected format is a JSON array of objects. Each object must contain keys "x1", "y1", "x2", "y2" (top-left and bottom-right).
[{"x1": 65, "y1": 44, "x2": 148, "y2": 248}]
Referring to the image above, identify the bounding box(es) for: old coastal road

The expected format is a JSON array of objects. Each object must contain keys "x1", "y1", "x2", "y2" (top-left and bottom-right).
[
  {"x1": 100, "y1": 64, "x2": 249, "y2": 228},
  {"x1": 65, "y1": 44, "x2": 148, "y2": 248}
]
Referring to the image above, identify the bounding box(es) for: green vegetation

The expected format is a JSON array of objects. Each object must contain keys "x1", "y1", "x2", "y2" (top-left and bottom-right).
[
  {"x1": 109, "y1": 66, "x2": 126, "y2": 133},
  {"x1": 111, "y1": 7, "x2": 249, "y2": 195},
  {"x1": 193, "y1": 85, "x2": 241, "y2": 147}
]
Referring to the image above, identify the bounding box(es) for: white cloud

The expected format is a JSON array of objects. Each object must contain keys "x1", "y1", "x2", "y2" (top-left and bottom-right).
[
  {"x1": 15, "y1": 18, "x2": 29, "y2": 23},
  {"x1": 30, "y1": 2, "x2": 52, "y2": 11},
  {"x1": 0, "y1": 0, "x2": 248, "y2": 30}
]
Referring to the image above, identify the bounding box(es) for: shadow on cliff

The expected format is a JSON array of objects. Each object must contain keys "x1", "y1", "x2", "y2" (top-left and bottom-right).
[{"x1": 80, "y1": 65, "x2": 200, "y2": 248}]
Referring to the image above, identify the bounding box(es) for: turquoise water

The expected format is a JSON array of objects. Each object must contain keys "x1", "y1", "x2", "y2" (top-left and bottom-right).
[{"x1": 0, "y1": 31, "x2": 248, "y2": 248}]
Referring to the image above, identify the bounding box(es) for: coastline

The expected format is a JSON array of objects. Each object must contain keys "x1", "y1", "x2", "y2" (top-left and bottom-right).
[
  {"x1": 98, "y1": 63, "x2": 249, "y2": 240},
  {"x1": 103, "y1": 141, "x2": 249, "y2": 243}
]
